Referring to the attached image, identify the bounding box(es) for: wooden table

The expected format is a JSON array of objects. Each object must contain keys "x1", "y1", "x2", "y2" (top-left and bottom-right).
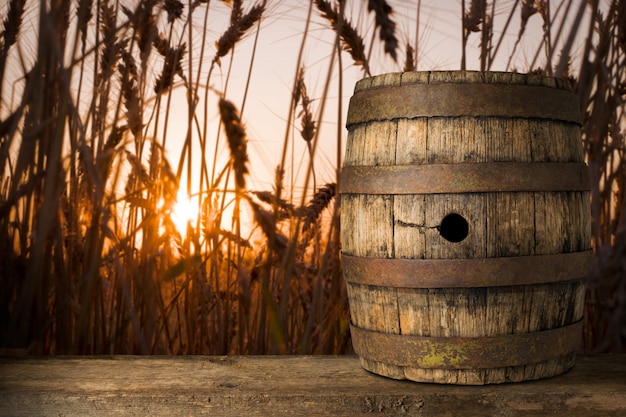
[{"x1": 1, "y1": 354, "x2": 625, "y2": 416}]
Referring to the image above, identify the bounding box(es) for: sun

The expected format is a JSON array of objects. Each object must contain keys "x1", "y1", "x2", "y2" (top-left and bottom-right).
[{"x1": 170, "y1": 190, "x2": 199, "y2": 235}]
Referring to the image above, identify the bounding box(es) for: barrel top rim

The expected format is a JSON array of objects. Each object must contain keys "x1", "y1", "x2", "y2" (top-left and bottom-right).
[
  {"x1": 353, "y1": 70, "x2": 574, "y2": 93},
  {"x1": 347, "y1": 80, "x2": 582, "y2": 125}
]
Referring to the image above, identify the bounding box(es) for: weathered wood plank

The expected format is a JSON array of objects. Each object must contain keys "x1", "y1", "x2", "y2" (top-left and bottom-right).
[{"x1": 1, "y1": 355, "x2": 625, "y2": 416}]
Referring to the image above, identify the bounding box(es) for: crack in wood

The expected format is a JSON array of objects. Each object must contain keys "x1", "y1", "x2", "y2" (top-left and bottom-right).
[{"x1": 394, "y1": 219, "x2": 438, "y2": 231}]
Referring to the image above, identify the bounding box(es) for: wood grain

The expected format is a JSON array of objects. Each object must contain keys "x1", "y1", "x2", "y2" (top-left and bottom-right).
[{"x1": 0, "y1": 355, "x2": 624, "y2": 416}]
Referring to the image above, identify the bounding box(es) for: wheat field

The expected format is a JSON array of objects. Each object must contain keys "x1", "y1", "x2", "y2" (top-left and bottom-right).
[{"x1": 0, "y1": 0, "x2": 624, "y2": 355}]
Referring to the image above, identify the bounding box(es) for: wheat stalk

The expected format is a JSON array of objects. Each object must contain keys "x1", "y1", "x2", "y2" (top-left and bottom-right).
[
  {"x1": 0, "y1": 0, "x2": 26, "y2": 100},
  {"x1": 153, "y1": 34, "x2": 187, "y2": 95},
  {"x1": 314, "y1": 0, "x2": 370, "y2": 76},
  {"x1": 219, "y1": 98, "x2": 249, "y2": 191},
  {"x1": 213, "y1": 0, "x2": 266, "y2": 66},
  {"x1": 295, "y1": 67, "x2": 316, "y2": 148},
  {"x1": 119, "y1": 49, "x2": 142, "y2": 138},
  {"x1": 404, "y1": 42, "x2": 415, "y2": 72},
  {"x1": 367, "y1": 0, "x2": 398, "y2": 62},
  {"x1": 302, "y1": 183, "x2": 336, "y2": 237},
  {"x1": 164, "y1": 0, "x2": 184, "y2": 23}
]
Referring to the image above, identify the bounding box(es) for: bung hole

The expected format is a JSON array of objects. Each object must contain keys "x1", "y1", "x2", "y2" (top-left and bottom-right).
[{"x1": 438, "y1": 213, "x2": 469, "y2": 243}]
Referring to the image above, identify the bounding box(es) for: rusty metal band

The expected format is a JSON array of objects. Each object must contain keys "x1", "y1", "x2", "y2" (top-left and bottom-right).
[
  {"x1": 341, "y1": 251, "x2": 591, "y2": 288},
  {"x1": 339, "y1": 162, "x2": 590, "y2": 194},
  {"x1": 346, "y1": 83, "x2": 582, "y2": 126},
  {"x1": 350, "y1": 321, "x2": 582, "y2": 369}
]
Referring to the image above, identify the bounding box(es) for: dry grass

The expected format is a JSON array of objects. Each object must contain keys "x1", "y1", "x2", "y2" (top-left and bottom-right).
[{"x1": 0, "y1": 0, "x2": 624, "y2": 355}]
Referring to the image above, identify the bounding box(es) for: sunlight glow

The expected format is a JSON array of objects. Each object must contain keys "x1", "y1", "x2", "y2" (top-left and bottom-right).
[{"x1": 171, "y1": 190, "x2": 200, "y2": 235}]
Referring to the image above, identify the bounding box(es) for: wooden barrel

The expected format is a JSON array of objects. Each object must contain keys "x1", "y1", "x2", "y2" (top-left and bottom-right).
[{"x1": 340, "y1": 71, "x2": 591, "y2": 385}]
